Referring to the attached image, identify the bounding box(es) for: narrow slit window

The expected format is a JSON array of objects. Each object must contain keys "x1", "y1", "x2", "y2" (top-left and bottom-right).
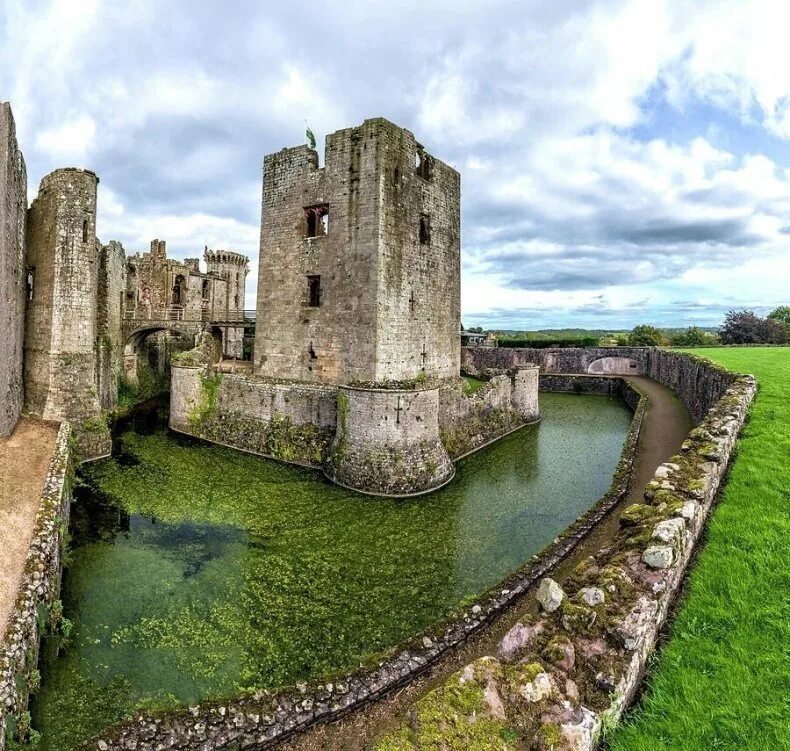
[
  {"x1": 307, "y1": 275, "x2": 321, "y2": 307},
  {"x1": 419, "y1": 214, "x2": 431, "y2": 245},
  {"x1": 304, "y1": 204, "x2": 329, "y2": 238},
  {"x1": 26, "y1": 268, "x2": 34, "y2": 300},
  {"x1": 82, "y1": 219, "x2": 89, "y2": 243}
]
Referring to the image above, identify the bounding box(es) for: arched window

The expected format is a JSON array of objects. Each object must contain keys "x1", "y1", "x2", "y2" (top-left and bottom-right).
[
  {"x1": 202, "y1": 279, "x2": 210, "y2": 300},
  {"x1": 172, "y1": 274, "x2": 186, "y2": 306}
]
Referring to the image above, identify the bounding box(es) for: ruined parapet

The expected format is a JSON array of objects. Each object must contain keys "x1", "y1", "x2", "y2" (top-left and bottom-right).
[
  {"x1": 24, "y1": 168, "x2": 110, "y2": 459},
  {"x1": 511, "y1": 364, "x2": 540, "y2": 423},
  {"x1": 0, "y1": 102, "x2": 27, "y2": 436},
  {"x1": 326, "y1": 385, "x2": 454, "y2": 496}
]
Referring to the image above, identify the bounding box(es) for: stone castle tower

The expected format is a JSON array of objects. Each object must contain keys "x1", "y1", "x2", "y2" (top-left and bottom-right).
[
  {"x1": 254, "y1": 117, "x2": 461, "y2": 385},
  {"x1": 204, "y1": 248, "x2": 248, "y2": 312},
  {"x1": 23, "y1": 168, "x2": 111, "y2": 458}
]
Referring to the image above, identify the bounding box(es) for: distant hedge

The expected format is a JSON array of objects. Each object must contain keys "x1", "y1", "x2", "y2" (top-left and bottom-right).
[{"x1": 498, "y1": 337, "x2": 600, "y2": 349}]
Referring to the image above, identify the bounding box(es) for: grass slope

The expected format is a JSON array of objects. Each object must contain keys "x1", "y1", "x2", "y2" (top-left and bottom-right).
[{"x1": 611, "y1": 348, "x2": 790, "y2": 751}]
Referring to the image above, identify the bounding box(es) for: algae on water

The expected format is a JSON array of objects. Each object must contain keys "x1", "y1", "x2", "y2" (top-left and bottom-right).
[{"x1": 33, "y1": 392, "x2": 631, "y2": 750}]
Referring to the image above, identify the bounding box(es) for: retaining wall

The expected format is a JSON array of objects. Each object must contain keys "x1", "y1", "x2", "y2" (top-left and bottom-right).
[
  {"x1": 170, "y1": 366, "x2": 337, "y2": 467},
  {"x1": 0, "y1": 423, "x2": 72, "y2": 749},
  {"x1": 466, "y1": 346, "x2": 736, "y2": 425},
  {"x1": 374, "y1": 360, "x2": 756, "y2": 750}
]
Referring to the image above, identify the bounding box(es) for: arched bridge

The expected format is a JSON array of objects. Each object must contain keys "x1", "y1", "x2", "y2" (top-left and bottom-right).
[
  {"x1": 122, "y1": 308, "x2": 257, "y2": 342},
  {"x1": 122, "y1": 308, "x2": 257, "y2": 384}
]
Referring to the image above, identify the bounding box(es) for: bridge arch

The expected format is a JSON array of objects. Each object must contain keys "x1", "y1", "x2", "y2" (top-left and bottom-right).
[
  {"x1": 122, "y1": 325, "x2": 206, "y2": 387},
  {"x1": 586, "y1": 356, "x2": 641, "y2": 375}
]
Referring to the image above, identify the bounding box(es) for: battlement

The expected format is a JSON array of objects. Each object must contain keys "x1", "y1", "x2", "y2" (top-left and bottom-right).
[
  {"x1": 36, "y1": 167, "x2": 99, "y2": 198},
  {"x1": 204, "y1": 248, "x2": 248, "y2": 268}
]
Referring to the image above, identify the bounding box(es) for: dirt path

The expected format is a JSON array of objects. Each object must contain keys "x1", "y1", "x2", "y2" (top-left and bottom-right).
[
  {"x1": 277, "y1": 377, "x2": 691, "y2": 751},
  {"x1": 0, "y1": 418, "x2": 59, "y2": 639}
]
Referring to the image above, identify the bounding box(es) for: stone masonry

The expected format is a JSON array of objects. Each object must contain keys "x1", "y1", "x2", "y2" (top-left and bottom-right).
[
  {"x1": 254, "y1": 117, "x2": 460, "y2": 384},
  {"x1": 0, "y1": 103, "x2": 26, "y2": 436},
  {"x1": 23, "y1": 168, "x2": 111, "y2": 459}
]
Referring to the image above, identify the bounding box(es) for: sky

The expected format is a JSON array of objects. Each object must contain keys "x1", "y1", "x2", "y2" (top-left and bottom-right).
[{"x1": 2, "y1": 0, "x2": 789, "y2": 330}]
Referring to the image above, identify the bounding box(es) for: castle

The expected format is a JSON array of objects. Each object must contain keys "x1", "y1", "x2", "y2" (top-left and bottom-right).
[
  {"x1": 1, "y1": 105, "x2": 537, "y2": 494},
  {"x1": 0, "y1": 101, "x2": 249, "y2": 460},
  {"x1": 170, "y1": 118, "x2": 539, "y2": 495}
]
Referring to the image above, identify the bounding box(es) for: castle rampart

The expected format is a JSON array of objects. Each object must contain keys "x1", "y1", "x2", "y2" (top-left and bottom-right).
[{"x1": 0, "y1": 103, "x2": 26, "y2": 436}]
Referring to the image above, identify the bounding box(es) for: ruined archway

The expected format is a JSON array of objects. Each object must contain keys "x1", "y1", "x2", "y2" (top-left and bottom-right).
[{"x1": 122, "y1": 326, "x2": 198, "y2": 389}]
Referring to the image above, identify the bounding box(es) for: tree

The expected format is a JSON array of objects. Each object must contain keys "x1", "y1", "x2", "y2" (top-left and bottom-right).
[
  {"x1": 767, "y1": 306, "x2": 790, "y2": 334},
  {"x1": 628, "y1": 325, "x2": 665, "y2": 347},
  {"x1": 720, "y1": 309, "x2": 786, "y2": 345},
  {"x1": 670, "y1": 326, "x2": 713, "y2": 347}
]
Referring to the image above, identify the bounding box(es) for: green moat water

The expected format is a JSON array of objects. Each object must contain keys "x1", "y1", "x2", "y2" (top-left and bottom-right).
[{"x1": 33, "y1": 393, "x2": 632, "y2": 749}]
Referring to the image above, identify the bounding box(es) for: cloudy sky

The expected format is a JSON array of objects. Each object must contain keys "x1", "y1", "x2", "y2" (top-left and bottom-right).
[{"x1": 2, "y1": 0, "x2": 789, "y2": 329}]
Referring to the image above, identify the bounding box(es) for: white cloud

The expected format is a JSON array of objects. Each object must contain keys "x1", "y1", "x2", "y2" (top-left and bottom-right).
[{"x1": 2, "y1": 0, "x2": 788, "y2": 328}]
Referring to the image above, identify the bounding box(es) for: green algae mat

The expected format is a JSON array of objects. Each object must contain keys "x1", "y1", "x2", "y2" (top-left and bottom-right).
[
  {"x1": 611, "y1": 348, "x2": 790, "y2": 751},
  {"x1": 33, "y1": 392, "x2": 632, "y2": 749}
]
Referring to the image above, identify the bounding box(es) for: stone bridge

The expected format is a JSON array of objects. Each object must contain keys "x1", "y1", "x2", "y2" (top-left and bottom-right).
[{"x1": 122, "y1": 308, "x2": 256, "y2": 383}]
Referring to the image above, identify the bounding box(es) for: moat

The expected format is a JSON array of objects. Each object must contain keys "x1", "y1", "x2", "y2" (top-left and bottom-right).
[{"x1": 32, "y1": 392, "x2": 632, "y2": 749}]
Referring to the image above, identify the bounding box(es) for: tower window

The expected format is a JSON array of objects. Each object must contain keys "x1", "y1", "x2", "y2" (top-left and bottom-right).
[
  {"x1": 419, "y1": 214, "x2": 431, "y2": 245},
  {"x1": 82, "y1": 219, "x2": 89, "y2": 243},
  {"x1": 26, "y1": 268, "x2": 34, "y2": 300},
  {"x1": 415, "y1": 148, "x2": 433, "y2": 181},
  {"x1": 307, "y1": 275, "x2": 321, "y2": 307},
  {"x1": 304, "y1": 204, "x2": 329, "y2": 238},
  {"x1": 202, "y1": 279, "x2": 210, "y2": 300}
]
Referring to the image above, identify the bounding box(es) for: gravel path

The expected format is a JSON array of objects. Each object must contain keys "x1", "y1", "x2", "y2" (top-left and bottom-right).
[{"x1": 0, "y1": 417, "x2": 59, "y2": 639}]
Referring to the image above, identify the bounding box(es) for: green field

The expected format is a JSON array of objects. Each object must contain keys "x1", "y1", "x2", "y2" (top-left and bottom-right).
[{"x1": 611, "y1": 348, "x2": 790, "y2": 750}]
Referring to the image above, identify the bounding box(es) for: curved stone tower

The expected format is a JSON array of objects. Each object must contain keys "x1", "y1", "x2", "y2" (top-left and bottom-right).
[
  {"x1": 326, "y1": 385, "x2": 454, "y2": 496},
  {"x1": 24, "y1": 168, "x2": 111, "y2": 459}
]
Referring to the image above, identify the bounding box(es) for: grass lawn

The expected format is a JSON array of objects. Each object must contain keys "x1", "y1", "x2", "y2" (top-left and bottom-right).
[{"x1": 610, "y1": 348, "x2": 790, "y2": 750}]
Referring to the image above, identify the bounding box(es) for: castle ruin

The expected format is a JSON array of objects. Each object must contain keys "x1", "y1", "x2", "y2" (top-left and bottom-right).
[
  {"x1": 0, "y1": 100, "x2": 249, "y2": 459},
  {"x1": 0, "y1": 102, "x2": 537, "y2": 492},
  {"x1": 170, "y1": 117, "x2": 539, "y2": 495}
]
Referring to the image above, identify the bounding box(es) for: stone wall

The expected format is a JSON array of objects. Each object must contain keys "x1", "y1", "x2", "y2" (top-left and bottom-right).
[
  {"x1": 0, "y1": 102, "x2": 26, "y2": 436},
  {"x1": 23, "y1": 168, "x2": 110, "y2": 460},
  {"x1": 326, "y1": 386, "x2": 455, "y2": 496},
  {"x1": 83, "y1": 380, "x2": 646, "y2": 751},
  {"x1": 463, "y1": 346, "x2": 649, "y2": 376},
  {"x1": 170, "y1": 366, "x2": 337, "y2": 467},
  {"x1": 465, "y1": 346, "x2": 737, "y2": 426},
  {"x1": 438, "y1": 366, "x2": 539, "y2": 459},
  {"x1": 97, "y1": 241, "x2": 126, "y2": 410},
  {"x1": 254, "y1": 118, "x2": 460, "y2": 385},
  {"x1": 646, "y1": 348, "x2": 735, "y2": 423},
  {"x1": 0, "y1": 423, "x2": 72, "y2": 750}
]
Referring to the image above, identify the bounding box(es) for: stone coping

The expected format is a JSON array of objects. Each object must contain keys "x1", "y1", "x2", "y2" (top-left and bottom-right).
[
  {"x1": 82, "y1": 380, "x2": 646, "y2": 750},
  {"x1": 0, "y1": 422, "x2": 72, "y2": 749}
]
